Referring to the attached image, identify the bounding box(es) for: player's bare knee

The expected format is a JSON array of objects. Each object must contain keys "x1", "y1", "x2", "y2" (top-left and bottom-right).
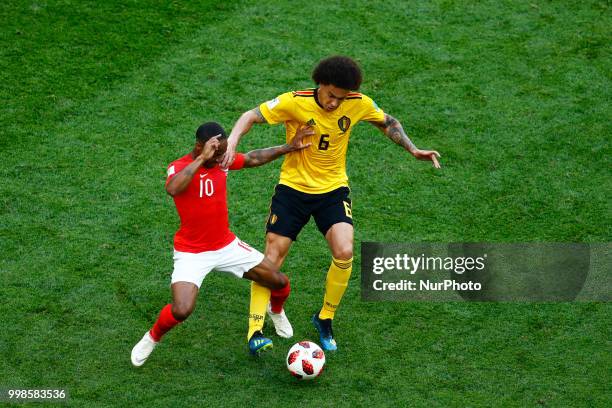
[
  {"x1": 171, "y1": 302, "x2": 194, "y2": 321},
  {"x1": 333, "y1": 246, "x2": 353, "y2": 261},
  {"x1": 264, "y1": 234, "x2": 291, "y2": 267},
  {"x1": 271, "y1": 272, "x2": 288, "y2": 289}
]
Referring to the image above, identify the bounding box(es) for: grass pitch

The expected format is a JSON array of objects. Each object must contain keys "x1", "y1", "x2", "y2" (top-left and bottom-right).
[{"x1": 1, "y1": 0, "x2": 610, "y2": 406}]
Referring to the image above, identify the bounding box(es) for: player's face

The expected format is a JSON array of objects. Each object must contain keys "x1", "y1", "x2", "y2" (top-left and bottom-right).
[
  {"x1": 317, "y1": 84, "x2": 350, "y2": 112},
  {"x1": 203, "y1": 139, "x2": 228, "y2": 168}
]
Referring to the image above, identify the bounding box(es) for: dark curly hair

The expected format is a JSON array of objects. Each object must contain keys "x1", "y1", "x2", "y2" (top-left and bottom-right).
[{"x1": 312, "y1": 56, "x2": 362, "y2": 91}]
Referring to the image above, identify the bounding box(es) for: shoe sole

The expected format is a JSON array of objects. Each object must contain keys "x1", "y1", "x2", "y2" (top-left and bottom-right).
[
  {"x1": 275, "y1": 331, "x2": 293, "y2": 339},
  {"x1": 250, "y1": 342, "x2": 273, "y2": 356},
  {"x1": 272, "y1": 323, "x2": 293, "y2": 339},
  {"x1": 131, "y1": 356, "x2": 147, "y2": 367}
]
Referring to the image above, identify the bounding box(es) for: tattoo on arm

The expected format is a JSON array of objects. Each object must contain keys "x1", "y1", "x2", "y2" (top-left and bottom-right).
[
  {"x1": 183, "y1": 164, "x2": 198, "y2": 177},
  {"x1": 243, "y1": 144, "x2": 290, "y2": 168},
  {"x1": 166, "y1": 159, "x2": 201, "y2": 195},
  {"x1": 373, "y1": 114, "x2": 417, "y2": 153}
]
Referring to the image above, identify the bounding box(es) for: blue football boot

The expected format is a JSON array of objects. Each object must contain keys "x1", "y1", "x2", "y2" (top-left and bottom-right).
[
  {"x1": 248, "y1": 331, "x2": 273, "y2": 355},
  {"x1": 312, "y1": 312, "x2": 337, "y2": 351}
]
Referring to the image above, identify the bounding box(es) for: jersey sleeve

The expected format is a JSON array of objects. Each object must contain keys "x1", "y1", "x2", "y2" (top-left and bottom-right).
[
  {"x1": 358, "y1": 94, "x2": 386, "y2": 124},
  {"x1": 229, "y1": 153, "x2": 245, "y2": 171},
  {"x1": 165, "y1": 160, "x2": 187, "y2": 185},
  {"x1": 259, "y1": 92, "x2": 295, "y2": 125}
]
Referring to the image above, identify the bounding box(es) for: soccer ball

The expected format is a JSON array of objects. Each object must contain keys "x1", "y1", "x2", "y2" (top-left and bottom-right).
[{"x1": 286, "y1": 341, "x2": 325, "y2": 380}]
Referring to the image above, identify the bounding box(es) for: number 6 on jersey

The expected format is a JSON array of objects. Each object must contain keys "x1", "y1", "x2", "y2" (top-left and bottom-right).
[{"x1": 318, "y1": 134, "x2": 330, "y2": 150}]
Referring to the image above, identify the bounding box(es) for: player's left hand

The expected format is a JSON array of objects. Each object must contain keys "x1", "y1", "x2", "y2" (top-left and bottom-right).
[
  {"x1": 220, "y1": 139, "x2": 237, "y2": 168},
  {"x1": 412, "y1": 149, "x2": 441, "y2": 168}
]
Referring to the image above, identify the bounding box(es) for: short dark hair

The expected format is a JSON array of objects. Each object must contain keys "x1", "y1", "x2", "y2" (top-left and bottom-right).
[
  {"x1": 195, "y1": 122, "x2": 226, "y2": 143},
  {"x1": 312, "y1": 56, "x2": 362, "y2": 91}
]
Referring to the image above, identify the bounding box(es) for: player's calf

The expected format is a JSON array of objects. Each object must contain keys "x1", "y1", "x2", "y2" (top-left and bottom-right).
[{"x1": 246, "y1": 260, "x2": 294, "y2": 338}]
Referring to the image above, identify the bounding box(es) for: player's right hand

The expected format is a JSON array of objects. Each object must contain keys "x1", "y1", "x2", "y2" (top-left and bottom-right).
[
  {"x1": 290, "y1": 125, "x2": 315, "y2": 151},
  {"x1": 412, "y1": 148, "x2": 441, "y2": 169},
  {"x1": 200, "y1": 135, "x2": 221, "y2": 161}
]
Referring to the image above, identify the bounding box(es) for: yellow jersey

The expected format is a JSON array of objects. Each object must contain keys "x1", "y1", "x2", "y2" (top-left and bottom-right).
[{"x1": 259, "y1": 88, "x2": 385, "y2": 194}]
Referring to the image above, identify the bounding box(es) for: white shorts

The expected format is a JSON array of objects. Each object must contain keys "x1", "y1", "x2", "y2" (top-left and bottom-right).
[{"x1": 171, "y1": 237, "x2": 265, "y2": 288}]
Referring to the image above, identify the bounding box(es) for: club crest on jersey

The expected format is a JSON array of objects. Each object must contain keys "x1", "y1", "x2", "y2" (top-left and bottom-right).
[
  {"x1": 269, "y1": 213, "x2": 278, "y2": 225},
  {"x1": 338, "y1": 115, "x2": 351, "y2": 132}
]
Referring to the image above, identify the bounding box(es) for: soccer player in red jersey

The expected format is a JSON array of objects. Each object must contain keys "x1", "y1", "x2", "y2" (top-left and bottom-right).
[{"x1": 131, "y1": 122, "x2": 311, "y2": 366}]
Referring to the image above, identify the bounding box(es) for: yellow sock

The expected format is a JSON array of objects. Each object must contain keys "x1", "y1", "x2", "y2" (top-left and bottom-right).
[
  {"x1": 319, "y1": 256, "x2": 353, "y2": 320},
  {"x1": 247, "y1": 281, "x2": 271, "y2": 340}
]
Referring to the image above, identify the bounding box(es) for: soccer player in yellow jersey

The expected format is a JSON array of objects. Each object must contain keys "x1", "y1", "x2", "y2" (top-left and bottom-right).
[{"x1": 222, "y1": 56, "x2": 441, "y2": 351}]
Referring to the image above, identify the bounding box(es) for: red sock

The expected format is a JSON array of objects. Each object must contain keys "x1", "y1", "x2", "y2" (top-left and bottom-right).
[
  {"x1": 270, "y1": 280, "x2": 291, "y2": 314},
  {"x1": 149, "y1": 304, "x2": 181, "y2": 342}
]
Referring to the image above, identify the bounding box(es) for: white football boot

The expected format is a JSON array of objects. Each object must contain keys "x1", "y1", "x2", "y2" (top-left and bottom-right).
[
  {"x1": 131, "y1": 331, "x2": 157, "y2": 367},
  {"x1": 267, "y1": 303, "x2": 293, "y2": 338}
]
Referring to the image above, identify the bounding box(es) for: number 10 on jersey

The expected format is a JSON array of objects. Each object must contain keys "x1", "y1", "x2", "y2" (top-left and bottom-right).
[{"x1": 199, "y1": 179, "x2": 214, "y2": 198}]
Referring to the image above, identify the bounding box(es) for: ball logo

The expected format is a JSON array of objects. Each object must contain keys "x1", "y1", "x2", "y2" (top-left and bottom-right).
[{"x1": 312, "y1": 350, "x2": 324, "y2": 359}]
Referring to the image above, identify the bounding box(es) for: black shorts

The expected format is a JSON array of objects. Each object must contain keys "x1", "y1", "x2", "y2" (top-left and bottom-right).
[{"x1": 266, "y1": 184, "x2": 353, "y2": 241}]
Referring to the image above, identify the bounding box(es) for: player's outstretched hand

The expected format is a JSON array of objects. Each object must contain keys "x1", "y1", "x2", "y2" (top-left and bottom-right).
[
  {"x1": 290, "y1": 125, "x2": 315, "y2": 151},
  {"x1": 412, "y1": 149, "x2": 441, "y2": 169},
  {"x1": 220, "y1": 139, "x2": 236, "y2": 168},
  {"x1": 199, "y1": 135, "x2": 221, "y2": 162}
]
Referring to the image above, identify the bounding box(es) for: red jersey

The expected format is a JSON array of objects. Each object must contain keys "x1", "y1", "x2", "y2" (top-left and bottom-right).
[{"x1": 166, "y1": 153, "x2": 246, "y2": 253}]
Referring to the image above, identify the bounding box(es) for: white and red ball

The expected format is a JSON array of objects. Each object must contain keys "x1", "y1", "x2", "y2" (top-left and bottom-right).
[{"x1": 286, "y1": 341, "x2": 326, "y2": 380}]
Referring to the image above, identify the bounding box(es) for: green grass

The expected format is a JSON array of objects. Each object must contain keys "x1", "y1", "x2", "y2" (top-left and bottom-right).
[{"x1": 1, "y1": 0, "x2": 610, "y2": 406}]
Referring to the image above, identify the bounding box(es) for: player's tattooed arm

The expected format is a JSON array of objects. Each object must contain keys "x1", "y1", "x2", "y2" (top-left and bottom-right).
[
  {"x1": 371, "y1": 114, "x2": 441, "y2": 168},
  {"x1": 372, "y1": 114, "x2": 417, "y2": 153},
  {"x1": 243, "y1": 125, "x2": 314, "y2": 168},
  {"x1": 243, "y1": 145, "x2": 291, "y2": 168},
  {"x1": 166, "y1": 160, "x2": 203, "y2": 196}
]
